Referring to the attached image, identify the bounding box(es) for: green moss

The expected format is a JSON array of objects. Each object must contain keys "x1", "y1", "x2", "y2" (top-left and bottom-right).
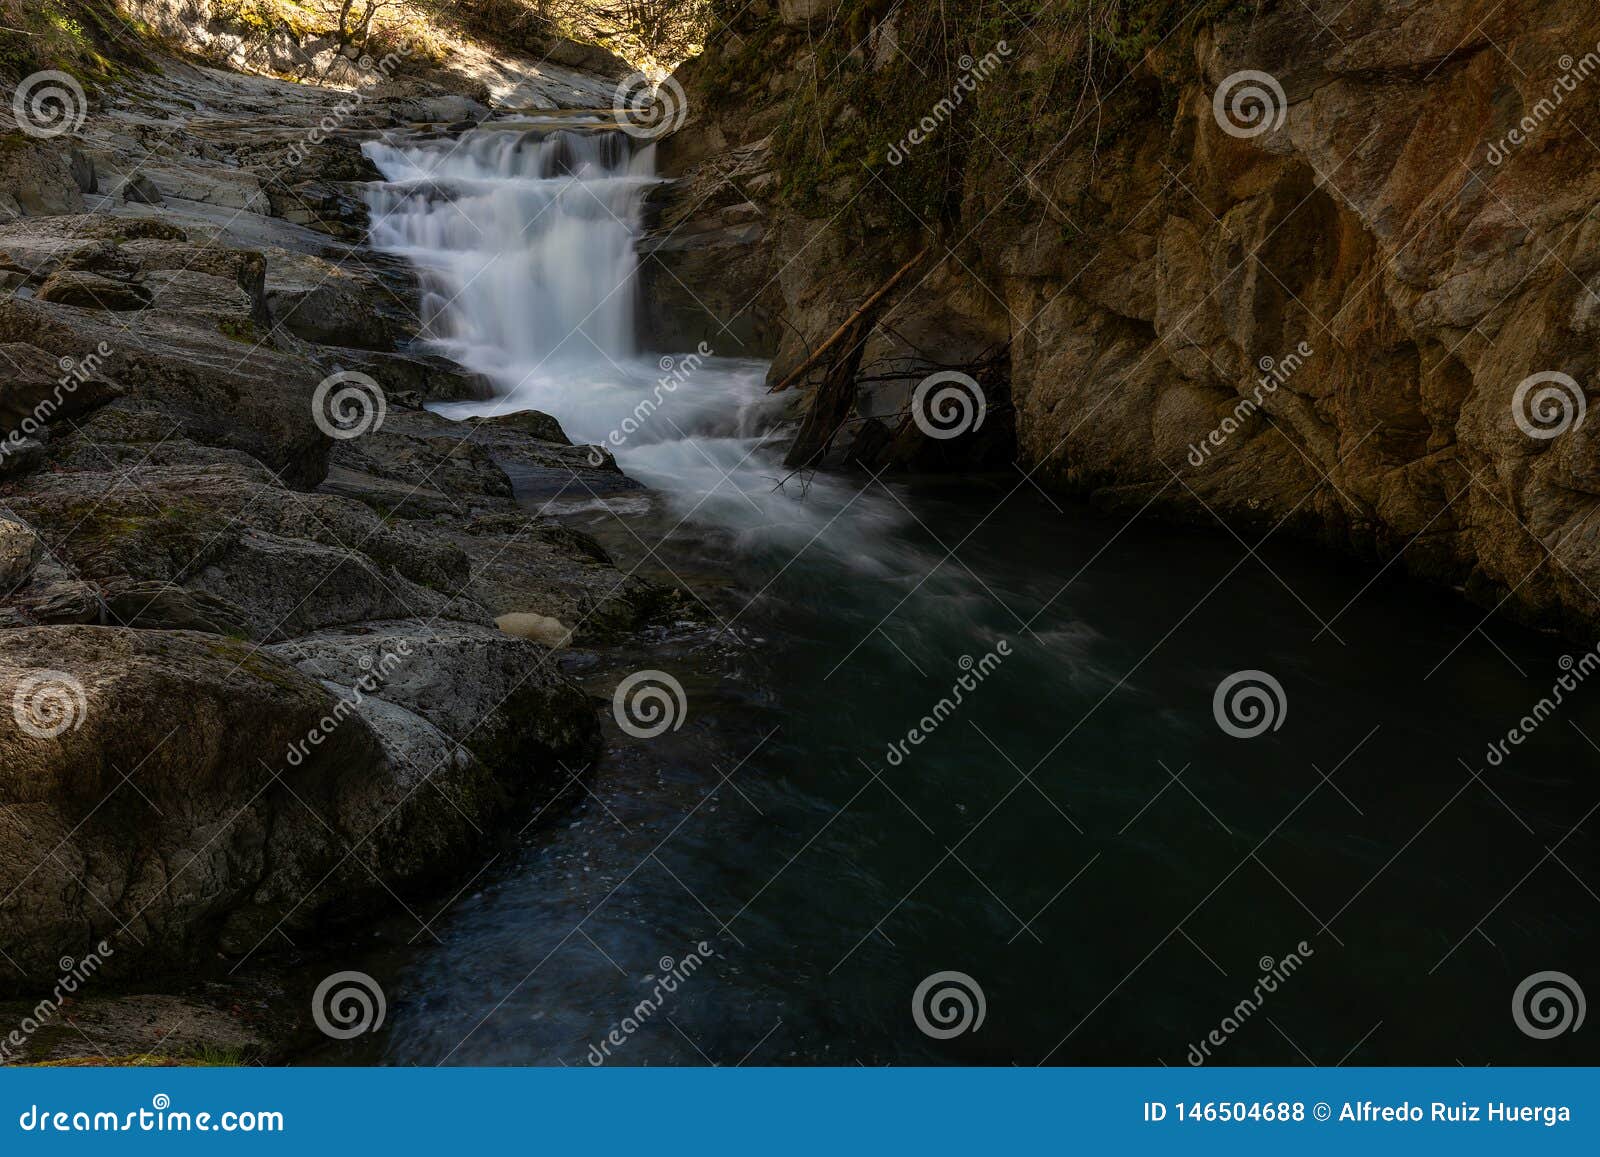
[
  {"x1": 733, "y1": 0, "x2": 1262, "y2": 243},
  {"x1": 218, "y1": 316, "x2": 259, "y2": 344},
  {"x1": 0, "y1": 0, "x2": 151, "y2": 83}
]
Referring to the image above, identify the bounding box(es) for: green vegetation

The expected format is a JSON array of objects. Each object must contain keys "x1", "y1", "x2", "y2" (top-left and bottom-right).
[
  {"x1": 707, "y1": 0, "x2": 1260, "y2": 235},
  {"x1": 27, "y1": 1044, "x2": 256, "y2": 1067},
  {"x1": 218, "y1": 316, "x2": 261, "y2": 344},
  {"x1": 0, "y1": 0, "x2": 152, "y2": 82}
]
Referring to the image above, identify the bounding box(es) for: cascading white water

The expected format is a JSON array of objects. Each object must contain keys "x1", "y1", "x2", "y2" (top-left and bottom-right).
[
  {"x1": 365, "y1": 128, "x2": 649, "y2": 374},
  {"x1": 362, "y1": 123, "x2": 909, "y2": 566}
]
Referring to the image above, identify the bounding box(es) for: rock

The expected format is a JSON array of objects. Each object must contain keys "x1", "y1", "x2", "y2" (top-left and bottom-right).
[
  {"x1": 0, "y1": 236, "x2": 332, "y2": 487},
  {"x1": 0, "y1": 516, "x2": 42, "y2": 590},
  {"x1": 668, "y1": 0, "x2": 1600, "y2": 635},
  {"x1": 322, "y1": 406, "x2": 514, "y2": 520},
  {"x1": 67, "y1": 147, "x2": 97, "y2": 195},
  {"x1": 541, "y1": 37, "x2": 632, "y2": 78},
  {"x1": 322, "y1": 406, "x2": 633, "y2": 519},
  {"x1": 496, "y1": 611, "x2": 572, "y2": 648},
  {"x1": 0, "y1": 437, "x2": 46, "y2": 479},
  {"x1": 445, "y1": 511, "x2": 675, "y2": 642},
  {"x1": 779, "y1": 0, "x2": 843, "y2": 26},
  {"x1": 267, "y1": 620, "x2": 596, "y2": 774},
  {"x1": 120, "y1": 174, "x2": 163, "y2": 206},
  {"x1": 263, "y1": 180, "x2": 369, "y2": 240},
  {"x1": 0, "y1": 138, "x2": 87, "y2": 216},
  {"x1": 102, "y1": 581, "x2": 253, "y2": 637},
  {"x1": 263, "y1": 249, "x2": 412, "y2": 349},
  {"x1": 472, "y1": 410, "x2": 572, "y2": 445},
  {"x1": 36, "y1": 269, "x2": 153, "y2": 311},
  {"x1": 2, "y1": 462, "x2": 479, "y2": 641},
  {"x1": 0, "y1": 341, "x2": 120, "y2": 439},
  {"x1": 0, "y1": 625, "x2": 599, "y2": 989},
  {"x1": 0, "y1": 992, "x2": 263, "y2": 1065}
]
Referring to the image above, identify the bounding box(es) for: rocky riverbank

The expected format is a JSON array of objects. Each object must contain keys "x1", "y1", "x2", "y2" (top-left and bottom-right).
[
  {"x1": 0, "y1": 23, "x2": 682, "y2": 1061},
  {"x1": 646, "y1": 0, "x2": 1600, "y2": 637}
]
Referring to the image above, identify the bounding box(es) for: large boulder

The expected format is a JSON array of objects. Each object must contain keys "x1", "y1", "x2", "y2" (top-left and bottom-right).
[
  {"x1": 0, "y1": 624, "x2": 597, "y2": 989},
  {"x1": 0, "y1": 138, "x2": 86, "y2": 219},
  {"x1": 268, "y1": 620, "x2": 596, "y2": 775},
  {"x1": 0, "y1": 216, "x2": 342, "y2": 487},
  {"x1": 1, "y1": 462, "x2": 479, "y2": 641}
]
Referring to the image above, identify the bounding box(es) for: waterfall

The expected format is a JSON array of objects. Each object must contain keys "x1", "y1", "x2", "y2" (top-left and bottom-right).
[
  {"x1": 364, "y1": 128, "x2": 653, "y2": 382},
  {"x1": 362, "y1": 122, "x2": 908, "y2": 567}
]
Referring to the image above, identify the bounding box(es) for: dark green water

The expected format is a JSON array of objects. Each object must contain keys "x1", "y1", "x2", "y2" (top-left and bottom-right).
[{"x1": 330, "y1": 474, "x2": 1599, "y2": 1067}]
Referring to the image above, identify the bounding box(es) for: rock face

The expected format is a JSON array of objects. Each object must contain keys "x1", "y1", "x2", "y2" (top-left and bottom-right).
[
  {"x1": 656, "y1": 0, "x2": 1600, "y2": 634},
  {"x1": 0, "y1": 625, "x2": 595, "y2": 982},
  {"x1": 0, "y1": 47, "x2": 671, "y2": 992}
]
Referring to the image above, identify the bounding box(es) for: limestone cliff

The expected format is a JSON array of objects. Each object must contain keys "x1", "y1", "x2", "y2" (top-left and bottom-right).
[{"x1": 648, "y1": 0, "x2": 1600, "y2": 635}]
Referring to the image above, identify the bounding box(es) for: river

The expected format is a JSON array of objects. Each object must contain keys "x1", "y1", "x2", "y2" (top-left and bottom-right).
[{"x1": 313, "y1": 116, "x2": 1600, "y2": 1067}]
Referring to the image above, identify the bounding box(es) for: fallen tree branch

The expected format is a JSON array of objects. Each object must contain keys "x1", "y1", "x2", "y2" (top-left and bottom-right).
[{"x1": 767, "y1": 245, "x2": 930, "y2": 394}]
